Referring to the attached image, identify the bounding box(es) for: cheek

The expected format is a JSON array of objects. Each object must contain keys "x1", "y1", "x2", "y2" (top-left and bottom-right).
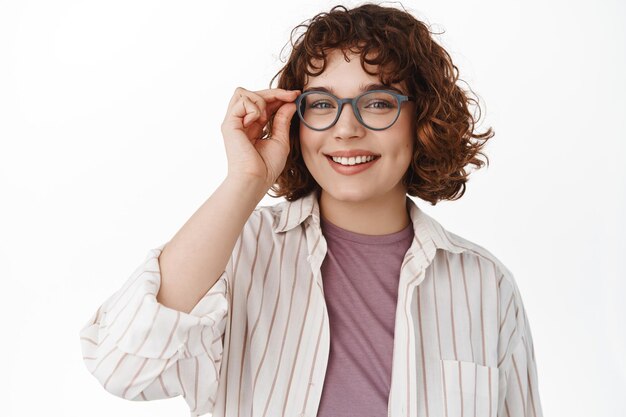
[
  {"x1": 388, "y1": 122, "x2": 415, "y2": 155},
  {"x1": 396, "y1": 113, "x2": 416, "y2": 154},
  {"x1": 298, "y1": 128, "x2": 310, "y2": 156},
  {"x1": 405, "y1": 137, "x2": 414, "y2": 155},
  {"x1": 298, "y1": 129, "x2": 322, "y2": 156},
  {"x1": 297, "y1": 134, "x2": 317, "y2": 171}
]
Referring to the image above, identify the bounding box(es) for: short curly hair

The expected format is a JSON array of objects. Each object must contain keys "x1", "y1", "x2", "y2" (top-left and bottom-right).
[{"x1": 264, "y1": 2, "x2": 494, "y2": 205}]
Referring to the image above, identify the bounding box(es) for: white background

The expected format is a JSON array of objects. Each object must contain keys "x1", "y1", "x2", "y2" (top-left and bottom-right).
[{"x1": 1, "y1": 0, "x2": 624, "y2": 415}]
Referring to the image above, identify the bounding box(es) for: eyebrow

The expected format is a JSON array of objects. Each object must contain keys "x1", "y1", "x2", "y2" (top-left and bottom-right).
[{"x1": 302, "y1": 83, "x2": 405, "y2": 95}]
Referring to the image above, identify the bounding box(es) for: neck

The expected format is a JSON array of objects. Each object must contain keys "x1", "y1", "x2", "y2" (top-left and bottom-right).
[{"x1": 318, "y1": 186, "x2": 410, "y2": 235}]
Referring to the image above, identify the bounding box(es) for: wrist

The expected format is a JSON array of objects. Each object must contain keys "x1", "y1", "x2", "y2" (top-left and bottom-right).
[{"x1": 224, "y1": 175, "x2": 271, "y2": 197}]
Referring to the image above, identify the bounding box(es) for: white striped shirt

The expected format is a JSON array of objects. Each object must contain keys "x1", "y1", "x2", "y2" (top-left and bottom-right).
[{"x1": 79, "y1": 190, "x2": 543, "y2": 417}]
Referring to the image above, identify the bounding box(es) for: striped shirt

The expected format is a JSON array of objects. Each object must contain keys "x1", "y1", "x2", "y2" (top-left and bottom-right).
[{"x1": 79, "y1": 189, "x2": 543, "y2": 417}]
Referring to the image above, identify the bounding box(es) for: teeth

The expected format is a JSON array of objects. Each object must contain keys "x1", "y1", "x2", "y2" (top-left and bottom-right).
[{"x1": 331, "y1": 155, "x2": 377, "y2": 166}]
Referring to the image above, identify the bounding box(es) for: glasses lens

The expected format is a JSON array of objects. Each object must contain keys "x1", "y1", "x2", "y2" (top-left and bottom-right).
[
  {"x1": 297, "y1": 91, "x2": 401, "y2": 130},
  {"x1": 356, "y1": 91, "x2": 400, "y2": 130},
  {"x1": 299, "y1": 92, "x2": 338, "y2": 130}
]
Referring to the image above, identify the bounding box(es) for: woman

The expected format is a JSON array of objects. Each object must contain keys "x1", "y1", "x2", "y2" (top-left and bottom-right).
[{"x1": 80, "y1": 4, "x2": 543, "y2": 417}]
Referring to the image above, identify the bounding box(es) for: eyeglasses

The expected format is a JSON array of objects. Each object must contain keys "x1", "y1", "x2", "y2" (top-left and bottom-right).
[{"x1": 295, "y1": 89, "x2": 415, "y2": 131}]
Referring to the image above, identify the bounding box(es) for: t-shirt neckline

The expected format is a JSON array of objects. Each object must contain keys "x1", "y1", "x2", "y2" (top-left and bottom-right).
[{"x1": 320, "y1": 215, "x2": 414, "y2": 245}]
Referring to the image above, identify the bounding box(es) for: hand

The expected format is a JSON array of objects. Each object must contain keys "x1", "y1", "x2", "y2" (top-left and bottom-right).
[{"x1": 220, "y1": 87, "x2": 300, "y2": 188}]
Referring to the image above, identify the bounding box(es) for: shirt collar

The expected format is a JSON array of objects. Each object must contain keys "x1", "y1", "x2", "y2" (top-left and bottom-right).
[{"x1": 271, "y1": 188, "x2": 463, "y2": 256}]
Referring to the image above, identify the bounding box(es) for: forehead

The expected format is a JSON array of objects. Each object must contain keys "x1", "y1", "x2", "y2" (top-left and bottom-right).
[{"x1": 303, "y1": 49, "x2": 405, "y2": 92}]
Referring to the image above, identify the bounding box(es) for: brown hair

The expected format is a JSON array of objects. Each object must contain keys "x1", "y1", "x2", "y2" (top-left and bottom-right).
[{"x1": 264, "y1": 2, "x2": 494, "y2": 205}]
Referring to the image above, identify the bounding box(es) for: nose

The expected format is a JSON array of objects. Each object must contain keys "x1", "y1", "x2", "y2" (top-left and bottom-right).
[{"x1": 332, "y1": 102, "x2": 365, "y2": 139}]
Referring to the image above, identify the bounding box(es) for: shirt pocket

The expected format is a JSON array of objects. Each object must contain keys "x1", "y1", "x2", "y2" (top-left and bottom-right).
[{"x1": 440, "y1": 359, "x2": 499, "y2": 417}]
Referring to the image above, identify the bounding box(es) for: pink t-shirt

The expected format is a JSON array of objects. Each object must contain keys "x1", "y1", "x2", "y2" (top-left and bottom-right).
[{"x1": 316, "y1": 215, "x2": 414, "y2": 417}]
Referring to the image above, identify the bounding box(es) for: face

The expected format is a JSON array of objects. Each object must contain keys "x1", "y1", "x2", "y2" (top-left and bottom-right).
[{"x1": 299, "y1": 49, "x2": 416, "y2": 204}]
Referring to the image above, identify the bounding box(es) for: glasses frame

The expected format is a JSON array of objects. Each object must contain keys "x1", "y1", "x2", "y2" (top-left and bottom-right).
[{"x1": 294, "y1": 89, "x2": 415, "y2": 131}]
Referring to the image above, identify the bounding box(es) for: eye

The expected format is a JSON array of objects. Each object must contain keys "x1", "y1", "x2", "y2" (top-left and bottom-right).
[
  {"x1": 365, "y1": 100, "x2": 394, "y2": 109},
  {"x1": 309, "y1": 100, "x2": 335, "y2": 109},
  {"x1": 359, "y1": 91, "x2": 398, "y2": 111}
]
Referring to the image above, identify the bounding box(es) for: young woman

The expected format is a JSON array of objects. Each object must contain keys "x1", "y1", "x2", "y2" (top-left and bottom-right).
[{"x1": 80, "y1": 4, "x2": 543, "y2": 417}]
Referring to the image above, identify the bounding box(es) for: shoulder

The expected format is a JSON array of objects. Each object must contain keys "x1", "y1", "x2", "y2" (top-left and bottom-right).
[
  {"x1": 432, "y1": 220, "x2": 521, "y2": 298},
  {"x1": 437, "y1": 223, "x2": 529, "y2": 331},
  {"x1": 235, "y1": 200, "x2": 297, "y2": 241},
  {"x1": 251, "y1": 201, "x2": 288, "y2": 231},
  {"x1": 445, "y1": 229, "x2": 513, "y2": 278},
  {"x1": 249, "y1": 196, "x2": 314, "y2": 236}
]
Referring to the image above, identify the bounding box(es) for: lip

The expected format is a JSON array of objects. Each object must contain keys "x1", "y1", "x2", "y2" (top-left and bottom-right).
[{"x1": 325, "y1": 154, "x2": 380, "y2": 175}]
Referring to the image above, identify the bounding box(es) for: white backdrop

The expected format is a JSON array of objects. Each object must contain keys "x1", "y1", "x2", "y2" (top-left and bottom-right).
[{"x1": 1, "y1": 0, "x2": 624, "y2": 416}]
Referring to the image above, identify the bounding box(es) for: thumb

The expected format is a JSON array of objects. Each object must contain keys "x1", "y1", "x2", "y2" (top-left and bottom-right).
[{"x1": 271, "y1": 102, "x2": 297, "y2": 147}]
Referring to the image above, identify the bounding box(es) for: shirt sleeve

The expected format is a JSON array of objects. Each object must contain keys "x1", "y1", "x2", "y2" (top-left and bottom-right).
[
  {"x1": 497, "y1": 275, "x2": 544, "y2": 417},
  {"x1": 79, "y1": 242, "x2": 230, "y2": 416}
]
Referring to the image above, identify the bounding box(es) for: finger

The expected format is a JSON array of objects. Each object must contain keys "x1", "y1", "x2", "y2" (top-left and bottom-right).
[
  {"x1": 270, "y1": 101, "x2": 297, "y2": 147},
  {"x1": 237, "y1": 95, "x2": 262, "y2": 128},
  {"x1": 241, "y1": 91, "x2": 268, "y2": 121},
  {"x1": 264, "y1": 91, "x2": 300, "y2": 119},
  {"x1": 227, "y1": 87, "x2": 268, "y2": 121},
  {"x1": 254, "y1": 89, "x2": 301, "y2": 116},
  {"x1": 227, "y1": 87, "x2": 300, "y2": 127},
  {"x1": 254, "y1": 88, "x2": 301, "y2": 100}
]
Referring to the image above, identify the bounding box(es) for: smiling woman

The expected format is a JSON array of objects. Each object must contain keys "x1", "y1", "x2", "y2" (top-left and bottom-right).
[
  {"x1": 267, "y1": 5, "x2": 494, "y2": 208},
  {"x1": 80, "y1": 3, "x2": 544, "y2": 417},
  {"x1": 294, "y1": 49, "x2": 418, "y2": 232}
]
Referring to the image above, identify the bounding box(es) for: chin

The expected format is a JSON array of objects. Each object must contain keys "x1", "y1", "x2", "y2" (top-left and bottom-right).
[{"x1": 322, "y1": 184, "x2": 377, "y2": 202}]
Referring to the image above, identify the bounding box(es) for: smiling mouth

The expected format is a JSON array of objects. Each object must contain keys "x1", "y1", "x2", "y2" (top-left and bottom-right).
[
  {"x1": 324, "y1": 154, "x2": 381, "y2": 175},
  {"x1": 324, "y1": 155, "x2": 381, "y2": 166}
]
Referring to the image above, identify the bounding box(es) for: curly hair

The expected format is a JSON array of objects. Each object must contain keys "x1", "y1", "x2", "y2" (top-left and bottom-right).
[{"x1": 263, "y1": 2, "x2": 494, "y2": 205}]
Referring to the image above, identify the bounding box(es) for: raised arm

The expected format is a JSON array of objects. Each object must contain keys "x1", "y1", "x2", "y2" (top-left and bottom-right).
[{"x1": 79, "y1": 87, "x2": 299, "y2": 415}]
